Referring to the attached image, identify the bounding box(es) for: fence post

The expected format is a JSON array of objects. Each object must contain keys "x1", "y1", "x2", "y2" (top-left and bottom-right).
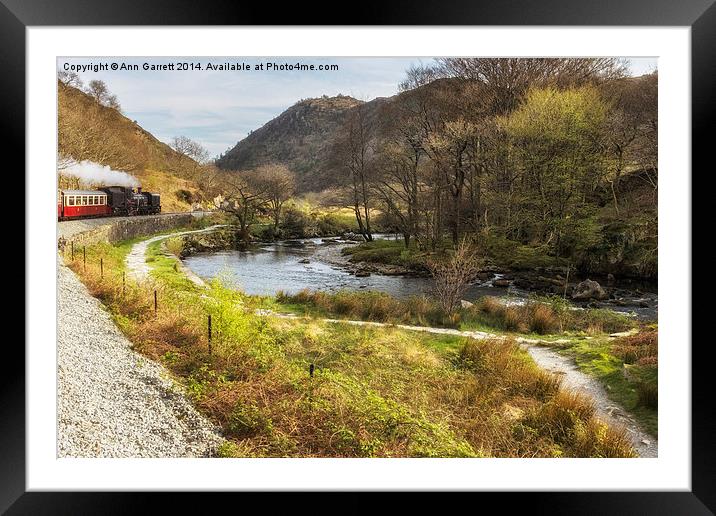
[
  {"x1": 122, "y1": 271, "x2": 125, "y2": 296},
  {"x1": 100, "y1": 258, "x2": 103, "y2": 278},
  {"x1": 83, "y1": 246, "x2": 86, "y2": 272},
  {"x1": 309, "y1": 363, "x2": 315, "y2": 377},
  {"x1": 154, "y1": 290, "x2": 157, "y2": 314},
  {"x1": 71, "y1": 241, "x2": 74, "y2": 261},
  {"x1": 208, "y1": 314, "x2": 212, "y2": 356}
]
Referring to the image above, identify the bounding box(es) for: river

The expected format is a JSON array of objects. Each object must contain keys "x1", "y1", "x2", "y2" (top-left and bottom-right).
[{"x1": 181, "y1": 235, "x2": 657, "y2": 320}]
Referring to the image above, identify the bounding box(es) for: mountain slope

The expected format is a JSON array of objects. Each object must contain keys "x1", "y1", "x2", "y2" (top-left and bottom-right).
[
  {"x1": 214, "y1": 82, "x2": 460, "y2": 192},
  {"x1": 215, "y1": 95, "x2": 368, "y2": 192},
  {"x1": 58, "y1": 81, "x2": 201, "y2": 212}
]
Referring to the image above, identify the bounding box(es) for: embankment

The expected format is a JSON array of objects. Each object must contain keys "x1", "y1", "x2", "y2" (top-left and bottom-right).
[{"x1": 57, "y1": 212, "x2": 209, "y2": 247}]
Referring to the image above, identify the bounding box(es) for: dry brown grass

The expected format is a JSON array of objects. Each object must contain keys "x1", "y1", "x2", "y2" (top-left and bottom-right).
[
  {"x1": 471, "y1": 296, "x2": 633, "y2": 335},
  {"x1": 612, "y1": 329, "x2": 658, "y2": 366},
  {"x1": 529, "y1": 303, "x2": 559, "y2": 334},
  {"x1": 278, "y1": 289, "x2": 453, "y2": 327}
]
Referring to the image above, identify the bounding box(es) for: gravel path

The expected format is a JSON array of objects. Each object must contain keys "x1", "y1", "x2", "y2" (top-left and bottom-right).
[
  {"x1": 57, "y1": 262, "x2": 224, "y2": 457},
  {"x1": 526, "y1": 345, "x2": 657, "y2": 458},
  {"x1": 125, "y1": 225, "x2": 225, "y2": 282}
]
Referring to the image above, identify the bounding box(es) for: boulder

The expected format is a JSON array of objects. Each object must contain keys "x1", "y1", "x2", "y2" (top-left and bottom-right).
[
  {"x1": 571, "y1": 279, "x2": 608, "y2": 301},
  {"x1": 513, "y1": 278, "x2": 534, "y2": 289},
  {"x1": 298, "y1": 258, "x2": 310, "y2": 264},
  {"x1": 492, "y1": 279, "x2": 511, "y2": 287},
  {"x1": 460, "y1": 300, "x2": 474, "y2": 309},
  {"x1": 354, "y1": 270, "x2": 371, "y2": 277}
]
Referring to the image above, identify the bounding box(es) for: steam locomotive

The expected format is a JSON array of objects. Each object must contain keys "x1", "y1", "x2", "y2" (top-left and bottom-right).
[{"x1": 58, "y1": 186, "x2": 161, "y2": 221}]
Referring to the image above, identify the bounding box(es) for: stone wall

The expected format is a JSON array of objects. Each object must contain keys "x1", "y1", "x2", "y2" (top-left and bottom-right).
[{"x1": 58, "y1": 213, "x2": 205, "y2": 247}]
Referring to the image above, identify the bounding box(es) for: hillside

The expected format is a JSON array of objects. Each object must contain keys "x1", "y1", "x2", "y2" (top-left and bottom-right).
[
  {"x1": 58, "y1": 81, "x2": 201, "y2": 212},
  {"x1": 215, "y1": 94, "x2": 370, "y2": 192},
  {"x1": 214, "y1": 80, "x2": 463, "y2": 193}
]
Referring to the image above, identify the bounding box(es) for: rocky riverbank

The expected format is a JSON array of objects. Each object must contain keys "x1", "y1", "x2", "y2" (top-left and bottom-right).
[{"x1": 175, "y1": 228, "x2": 657, "y2": 318}]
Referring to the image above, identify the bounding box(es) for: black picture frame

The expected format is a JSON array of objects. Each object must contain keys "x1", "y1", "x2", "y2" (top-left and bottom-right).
[{"x1": 5, "y1": 0, "x2": 711, "y2": 512}]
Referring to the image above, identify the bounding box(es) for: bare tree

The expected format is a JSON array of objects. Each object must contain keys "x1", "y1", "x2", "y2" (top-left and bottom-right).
[
  {"x1": 427, "y1": 237, "x2": 482, "y2": 314},
  {"x1": 335, "y1": 105, "x2": 376, "y2": 241},
  {"x1": 85, "y1": 80, "x2": 109, "y2": 103},
  {"x1": 404, "y1": 58, "x2": 627, "y2": 115},
  {"x1": 252, "y1": 164, "x2": 296, "y2": 231},
  {"x1": 58, "y1": 70, "x2": 83, "y2": 89},
  {"x1": 220, "y1": 169, "x2": 270, "y2": 241},
  {"x1": 84, "y1": 79, "x2": 122, "y2": 111},
  {"x1": 171, "y1": 136, "x2": 210, "y2": 164}
]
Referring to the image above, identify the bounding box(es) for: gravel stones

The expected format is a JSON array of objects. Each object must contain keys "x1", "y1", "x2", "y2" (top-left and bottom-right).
[{"x1": 57, "y1": 263, "x2": 224, "y2": 457}]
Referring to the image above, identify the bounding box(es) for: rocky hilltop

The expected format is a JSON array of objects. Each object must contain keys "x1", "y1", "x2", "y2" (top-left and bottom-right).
[{"x1": 215, "y1": 95, "x2": 365, "y2": 192}]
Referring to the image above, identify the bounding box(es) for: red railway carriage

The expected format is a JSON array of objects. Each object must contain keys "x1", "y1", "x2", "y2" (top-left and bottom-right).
[{"x1": 58, "y1": 190, "x2": 111, "y2": 220}]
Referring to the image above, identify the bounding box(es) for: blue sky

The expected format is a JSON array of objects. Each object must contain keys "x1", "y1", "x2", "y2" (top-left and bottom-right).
[{"x1": 59, "y1": 57, "x2": 657, "y2": 159}]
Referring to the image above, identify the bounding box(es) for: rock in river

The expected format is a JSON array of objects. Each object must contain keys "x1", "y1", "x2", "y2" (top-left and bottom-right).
[
  {"x1": 492, "y1": 279, "x2": 511, "y2": 287},
  {"x1": 572, "y1": 279, "x2": 608, "y2": 301}
]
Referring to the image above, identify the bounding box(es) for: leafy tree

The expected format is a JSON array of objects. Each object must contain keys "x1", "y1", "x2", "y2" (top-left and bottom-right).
[{"x1": 501, "y1": 86, "x2": 608, "y2": 253}]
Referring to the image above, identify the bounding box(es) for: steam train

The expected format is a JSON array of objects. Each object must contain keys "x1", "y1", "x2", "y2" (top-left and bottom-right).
[{"x1": 58, "y1": 186, "x2": 161, "y2": 221}]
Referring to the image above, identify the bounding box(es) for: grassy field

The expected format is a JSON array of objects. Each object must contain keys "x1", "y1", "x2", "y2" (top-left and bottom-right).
[{"x1": 61, "y1": 231, "x2": 641, "y2": 458}]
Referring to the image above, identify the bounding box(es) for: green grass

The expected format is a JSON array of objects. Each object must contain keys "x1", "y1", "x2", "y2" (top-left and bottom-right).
[
  {"x1": 341, "y1": 239, "x2": 428, "y2": 270},
  {"x1": 542, "y1": 336, "x2": 657, "y2": 437},
  {"x1": 146, "y1": 240, "x2": 201, "y2": 291},
  {"x1": 341, "y1": 235, "x2": 568, "y2": 272}
]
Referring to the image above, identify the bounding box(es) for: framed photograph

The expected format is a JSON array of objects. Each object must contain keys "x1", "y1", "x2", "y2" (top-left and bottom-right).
[{"x1": 7, "y1": 0, "x2": 711, "y2": 511}]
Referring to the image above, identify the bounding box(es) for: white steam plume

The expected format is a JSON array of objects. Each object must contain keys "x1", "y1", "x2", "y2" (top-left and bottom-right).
[{"x1": 60, "y1": 160, "x2": 140, "y2": 188}]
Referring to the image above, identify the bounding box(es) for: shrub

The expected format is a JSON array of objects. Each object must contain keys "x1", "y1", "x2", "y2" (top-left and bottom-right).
[
  {"x1": 612, "y1": 329, "x2": 657, "y2": 366},
  {"x1": 526, "y1": 390, "x2": 595, "y2": 443},
  {"x1": 278, "y1": 289, "x2": 453, "y2": 327},
  {"x1": 637, "y1": 381, "x2": 658, "y2": 409},
  {"x1": 509, "y1": 364, "x2": 562, "y2": 400},
  {"x1": 528, "y1": 303, "x2": 559, "y2": 334},
  {"x1": 228, "y1": 402, "x2": 274, "y2": 438},
  {"x1": 502, "y1": 307, "x2": 526, "y2": 332},
  {"x1": 427, "y1": 238, "x2": 482, "y2": 315},
  {"x1": 317, "y1": 213, "x2": 352, "y2": 235},
  {"x1": 570, "y1": 418, "x2": 636, "y2": 458},
  {"x1": 279, "y1": 206, "x2": 314, "y2": 238},
  {"x1": 164, "y1": 236, "x2": 184, "y2": 257},
  {"x1": 175, "y1": 189, "x2": 193, "y2": 204}
]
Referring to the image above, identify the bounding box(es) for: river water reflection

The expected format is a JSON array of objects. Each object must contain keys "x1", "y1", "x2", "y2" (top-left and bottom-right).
[{"x1": 181, "y1": 235, "x2": 657, "y2": 319}]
